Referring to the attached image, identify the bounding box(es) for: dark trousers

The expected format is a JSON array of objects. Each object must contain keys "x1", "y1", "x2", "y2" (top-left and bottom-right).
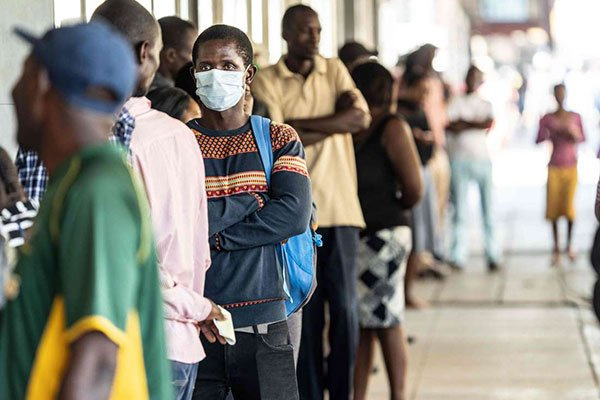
[
  {"x1": 193, "y1": 320, "x2": 298, "y2": 400},
  {"x1": 297, "y1": 227, "x2": 359, "y2": 400}
]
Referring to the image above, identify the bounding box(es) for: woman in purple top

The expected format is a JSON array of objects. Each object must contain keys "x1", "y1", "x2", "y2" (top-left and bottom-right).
[{"x1": 536, "y1": 84, "x2": 585, "y2": 265}]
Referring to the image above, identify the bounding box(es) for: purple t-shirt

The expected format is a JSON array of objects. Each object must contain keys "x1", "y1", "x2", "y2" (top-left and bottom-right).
[{"x1": 536, "y1": 112, "x2": 585, "y2": 167}]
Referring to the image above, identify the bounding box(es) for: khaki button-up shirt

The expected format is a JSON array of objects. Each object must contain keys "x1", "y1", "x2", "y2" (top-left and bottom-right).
[{"x1": 253, "y1": 55, "x2": 367, "y2": 229}]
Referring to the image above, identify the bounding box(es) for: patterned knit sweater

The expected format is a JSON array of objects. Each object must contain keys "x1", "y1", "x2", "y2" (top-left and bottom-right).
[{"x1": 188, "y1": 119, "x2": 312, "y2": 328}]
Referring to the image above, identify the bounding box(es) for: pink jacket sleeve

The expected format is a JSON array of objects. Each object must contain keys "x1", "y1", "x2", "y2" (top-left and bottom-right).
[{"x1": 159, "y1": 269, "x2": 212, "y2": 323}]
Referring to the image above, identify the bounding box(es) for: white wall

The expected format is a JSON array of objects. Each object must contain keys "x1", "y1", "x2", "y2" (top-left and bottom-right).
[{"x1": 0, "y1": 0, "x2": 54, "y2": 157}]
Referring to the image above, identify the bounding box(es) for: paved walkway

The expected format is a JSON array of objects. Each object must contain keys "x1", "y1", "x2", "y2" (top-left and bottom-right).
[{"x1": 366, "y1": 151, "x2": 600, "y2": 399}]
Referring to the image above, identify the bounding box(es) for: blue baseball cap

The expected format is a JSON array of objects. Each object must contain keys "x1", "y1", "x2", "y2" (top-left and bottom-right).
[{"x1": 14, "y1": 21, "x2": 137, "y2": 114}]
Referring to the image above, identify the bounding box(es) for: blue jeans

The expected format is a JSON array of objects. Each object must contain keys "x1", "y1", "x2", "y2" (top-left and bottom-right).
[
  {"x1": 412, "y1": 166, "x2": 443, "y2": 257},
  {"x1": 171, "y1": 361, "x2": 199, "y2": 400},
  {"x1": 449, "y1": 158, "x2": 499, "y2": 265}
]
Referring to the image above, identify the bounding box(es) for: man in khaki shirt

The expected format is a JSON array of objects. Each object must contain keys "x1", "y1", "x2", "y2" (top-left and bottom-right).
[{"x1": 252, "y1": 5, "x2": 370, "y2": 400}]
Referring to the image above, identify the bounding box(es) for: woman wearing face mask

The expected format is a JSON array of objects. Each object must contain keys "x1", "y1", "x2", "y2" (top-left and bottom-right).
[{"x1": 187, "y1": 25, "x2": 312, "y2": 400}]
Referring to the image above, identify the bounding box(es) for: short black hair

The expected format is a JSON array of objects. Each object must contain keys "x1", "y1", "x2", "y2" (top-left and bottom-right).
[
  {"x1": 339, "y1": 41, "x2": 377, "y2": 68},
  {"x1": 405, "y1": 70, "x2": 429, "y2": 89},
  {"x1": 92, "y1": 0, "x2": 159, "y2": 46},
  {"x1": 351, "y1": 62, "x2": 394, "y2": 108},
  {"x1": 192, "y1": 24, "x2": 253, "y2": 67},
  {"x1": 159, "y1": 16, "x2": 196, "y2": 49},
  {"x1": 175, "y1": 61, "x2": 199, "y2": 103},
  {"x1": 554, "y1": 83, "x2": 566, "y2": 92},
  {"x1": 147, "y1": 86, "x2": 192, "y2": 121},
  {"x1": 403, "y1": 44, "x2": 437, "y2": 86},
  {"x1": 282, "y1": 4, "x2": 317, "y2": 32}
]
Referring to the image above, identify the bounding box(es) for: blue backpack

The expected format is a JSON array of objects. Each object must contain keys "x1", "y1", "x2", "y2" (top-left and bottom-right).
[{"x1": 250, "y1": 115, "x2": 321, "y2": 316}]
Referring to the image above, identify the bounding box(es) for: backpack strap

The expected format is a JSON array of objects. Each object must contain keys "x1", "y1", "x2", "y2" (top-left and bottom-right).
[
  {"x1": 250, "y1": 115, "x2": 292, "y2": 300},
  {"x1": 250, "y1": 115, "x2": 273, "y2": 186}
]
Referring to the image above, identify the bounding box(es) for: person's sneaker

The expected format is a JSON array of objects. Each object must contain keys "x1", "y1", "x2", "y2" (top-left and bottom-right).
[{"x1": 488, "y1": 261, "x2": 501, "y2": 273}]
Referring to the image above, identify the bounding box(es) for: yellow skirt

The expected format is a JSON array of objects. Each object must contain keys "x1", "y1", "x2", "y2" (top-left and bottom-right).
[{"x1": 546, "y1": 166, "x2": 578, "y2": 221}]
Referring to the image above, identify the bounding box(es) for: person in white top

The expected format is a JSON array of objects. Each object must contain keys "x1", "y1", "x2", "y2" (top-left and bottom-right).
[{"x1": 446, "y1": 65, "x2": 500, "y2": 272}]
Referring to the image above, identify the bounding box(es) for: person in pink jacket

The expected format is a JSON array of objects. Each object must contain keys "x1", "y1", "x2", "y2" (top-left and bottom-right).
[{"x1": 93, "y1": 2, "x2": 224, "y2": 399}]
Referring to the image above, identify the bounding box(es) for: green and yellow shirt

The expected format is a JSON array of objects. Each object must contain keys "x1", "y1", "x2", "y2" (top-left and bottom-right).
[{"x1": 0, "y1": 143, "x2": 172, "y2": 399}]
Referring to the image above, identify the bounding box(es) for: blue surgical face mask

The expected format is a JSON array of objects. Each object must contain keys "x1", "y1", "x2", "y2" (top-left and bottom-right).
[{"x1": 194, "y1": 67, "x2": 248, "y2": 112}]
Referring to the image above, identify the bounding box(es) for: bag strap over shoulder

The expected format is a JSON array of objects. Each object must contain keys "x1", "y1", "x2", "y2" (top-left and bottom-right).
[
  {"x1": 250, "y1": 115, "x2": 294, "y2": 301},
  {"x1": 250, "y1": 115, "x2": 273, "y2": 186}
]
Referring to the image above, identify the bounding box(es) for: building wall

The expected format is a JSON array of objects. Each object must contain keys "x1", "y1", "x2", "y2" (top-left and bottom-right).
[{"x1": 0, "y1": 0, "x2": 54, "y2": 157}]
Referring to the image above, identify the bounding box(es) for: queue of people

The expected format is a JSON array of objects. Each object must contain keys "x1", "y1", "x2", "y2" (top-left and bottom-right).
[{"x1": 1, "y1": 1, "x2": 586, "y2": 399}]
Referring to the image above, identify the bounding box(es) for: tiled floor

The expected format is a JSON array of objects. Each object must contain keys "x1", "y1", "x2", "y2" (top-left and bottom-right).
[
  {"x1": 365, "y1": 262, "x2": 600, "y2": 399},
  {"x1": 365, "y1": 163, "x2": 600, "y2": 399}
]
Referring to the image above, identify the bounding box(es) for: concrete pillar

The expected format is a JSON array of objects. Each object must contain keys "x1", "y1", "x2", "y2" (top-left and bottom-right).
[
  {"x1": 353, "y1": 0, "x2": 376, "y2": 47},
  {"x1": 340, "y1": 0, "x2": 352, "y2": 44},
  {"x1": 339, "y1": 0, "x2": 377, "y2": 49},
  {"x1": 0, "y1": 0, "x2": 54, "y2": 157}
]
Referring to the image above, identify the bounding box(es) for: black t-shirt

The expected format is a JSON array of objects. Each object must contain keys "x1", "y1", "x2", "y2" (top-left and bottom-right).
[
  {"x1": 355, "y1": 115, "x2": 412, "y2": 236},
  {"x1": 397, "y1": 99, "x2": 433, "y2": 166}
]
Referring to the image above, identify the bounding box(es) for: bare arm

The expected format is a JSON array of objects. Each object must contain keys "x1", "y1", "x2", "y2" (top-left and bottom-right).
[
  {"x1": 288, "y1": 108, "x2": 369, "y2": 135},
  {"x1": 554, "y1": 122, "x2": 582, "y2": 141},
  {"x1": 58, "y1": 332, "x2": 117, "y2": 400},
  {"x1": 412, "y1": 127, "x2": 435, "y2": 145},
  {"x1": 447, "y1": 118, "x2": 493, "y2": 133},
  {"x1": 382, "y1": 118, "x2": 424, "y2": 208},
  {"x1": 287, "y1": 91, "x2": 370, "y2": 137}
]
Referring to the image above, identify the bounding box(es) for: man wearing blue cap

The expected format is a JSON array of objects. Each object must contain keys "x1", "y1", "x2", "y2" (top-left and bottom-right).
[{"x1": 0, "y1": 21, "x2": 172, "y2": 400}]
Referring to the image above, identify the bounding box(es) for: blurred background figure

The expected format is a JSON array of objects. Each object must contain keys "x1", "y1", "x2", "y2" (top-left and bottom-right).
[
  {"x1": 397, "y1": 75, "x2": 442, "y2": 307},
  {"x1": 352, "y1": 61, "x2": 423, "y2": 400},
  {"x1": 536, "y1": 83, "x2": 585, "y2": 265},
  {"x1": 401, "y1": 44, "x2": 451, "y2": 241},
  {"x1": 339, "y1": 41, "x2": 378, "y2": 72},
  {"x1": 398, "y1": 44, "x2": 452, "y2": 284},
  {"x1": 446, "y1": 65, "x2": 500, "y2": 272},
  {"x1": 147, "y1": 86, "x2": 201, "y2": 122},
  {"x1": 0, "y1": 146, "x2": 33, "y2": 312},
  {"x1": 150, "y1": 16, "x2": 198, "y2": 91},
  {"x1": 175, "y1": 61, "x2": 201, "y2": 104}
]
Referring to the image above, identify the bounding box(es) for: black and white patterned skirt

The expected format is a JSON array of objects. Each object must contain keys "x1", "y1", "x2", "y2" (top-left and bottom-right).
[{"x1": 357, "y1": 226, "x2": 411, "y2": 328}]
